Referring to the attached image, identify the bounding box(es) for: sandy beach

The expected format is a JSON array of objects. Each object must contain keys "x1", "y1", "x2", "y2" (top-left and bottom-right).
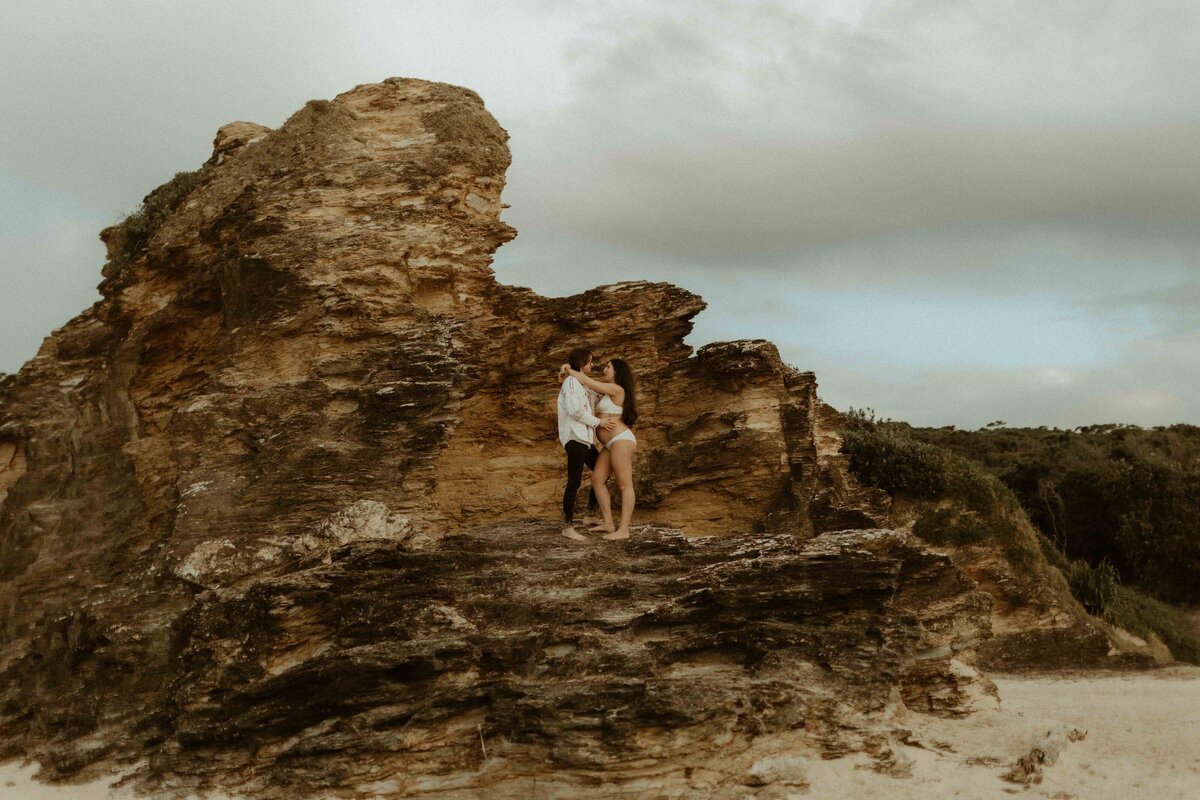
[
  {"x1": 803, "y1": 665, "x2": 1200, "y2": 799},
  {"x1": 4, "y1": 667, "x2": 1199, "y2": 799},
  {"x1": 990, "y1": 668, "x2": 1200, "y2": 797}
]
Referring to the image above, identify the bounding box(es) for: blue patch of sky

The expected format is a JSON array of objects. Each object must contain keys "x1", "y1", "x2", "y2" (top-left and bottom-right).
[
  {"x1": 0, "y1": 168, "x2": 107, "y2": 373},
  {"x1": 688, "y1": 282, "x2": 1147, "y2": 372}
]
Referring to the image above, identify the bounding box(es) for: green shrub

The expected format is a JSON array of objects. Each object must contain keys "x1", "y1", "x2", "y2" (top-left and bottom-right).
[
  {"x1": 999, "y1": 533, "x2": 1039, "y2": 572},
  {"x1": 1068, "y1": 559, "x2": 1119, "y2": 621},
  {"x1": 1109, "y1": 586, "x2": 1200, "y2": 665},
  {"x1": 913, "y1": 508, "x2": 989, "y2": 546},
  {"x1": 943, "y1": 458, "x2": 1005, "y2": 514},
  {"x1": 107, "y1": 167, "x2": 209, "y2": 268},
  {"x1": 842, "y1": 409, "x2": 947, "y2": 499},
  {"x1": 843, "y1": 408, "x2": 1015, "y2": 513},
  {"x1": 913, "y1": 508, "x2": 1039, "y2": 573},
  {"x1": 1035, "y1": 530, "x2": 1071, "y2": 573},
  {"x1": 842, "y1": 428, "x2": 947, "y2": 498},
  {"x1": 1064, "y1": 560, "x2": 1200, "y2": 665},
  {"x1": 909, "y1": 423, "x2": 1200, "y2": 605}
]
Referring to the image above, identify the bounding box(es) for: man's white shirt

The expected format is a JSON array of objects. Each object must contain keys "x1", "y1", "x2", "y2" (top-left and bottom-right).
[{"x1": 558, "y1": 375, "x2": 601, "y2": 447}]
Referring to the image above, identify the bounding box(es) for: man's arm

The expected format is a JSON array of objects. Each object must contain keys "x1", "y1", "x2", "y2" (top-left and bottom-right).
[{"x1": 565, "y1": 367, "x2": 621, "y2": 397}]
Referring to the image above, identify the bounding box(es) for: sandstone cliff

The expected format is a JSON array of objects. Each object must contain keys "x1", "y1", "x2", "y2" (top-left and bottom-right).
[{"x1": 0, "y1": 78, "x2": 1106, "y2": 797}]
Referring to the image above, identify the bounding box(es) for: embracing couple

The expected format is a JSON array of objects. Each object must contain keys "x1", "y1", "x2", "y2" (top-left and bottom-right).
[{"x1": 556, "y1": 347, "x2": 638, "y2": 542}]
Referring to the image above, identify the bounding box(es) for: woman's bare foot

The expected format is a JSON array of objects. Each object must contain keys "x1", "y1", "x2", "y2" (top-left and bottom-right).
[
  {"x1": 602, "y1": 527, "x2": 630, "y2": 540},
  {"x1": 561, "y1": 527, "x2": 587, "y2": 542}
]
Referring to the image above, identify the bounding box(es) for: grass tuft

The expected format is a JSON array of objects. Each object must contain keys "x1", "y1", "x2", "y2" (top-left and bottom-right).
[
  {"x1": 106, "y1": 167, "x2": 209, "y2": 270},
  {"x1": 1109, "y1": 586, "x2": 1200, "y2": 665},
  {"x1": 1066, "y1": 558, "x2": 1200, "y2": 664}
]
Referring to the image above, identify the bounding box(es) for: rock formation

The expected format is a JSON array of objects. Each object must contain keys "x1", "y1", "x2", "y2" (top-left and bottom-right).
[
  {"x1": 0, "y1": 78, "x2": 1111, "y2": 797},
  {"x1": 884, "y1": 500, "x2": 1119, "y2": 670},
  {"x1": 145, "y1": 524, "x2": 994, "y2": 798}
]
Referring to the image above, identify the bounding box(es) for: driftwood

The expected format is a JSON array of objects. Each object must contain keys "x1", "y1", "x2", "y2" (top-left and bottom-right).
[{"x1": 1002, "y1": 727, "x2": 1088, "y2": 784}]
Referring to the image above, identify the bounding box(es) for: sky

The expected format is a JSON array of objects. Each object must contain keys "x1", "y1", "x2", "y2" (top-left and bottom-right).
[{"x1": 3, "y1": 0, "x2": 1199, "y2": 428}]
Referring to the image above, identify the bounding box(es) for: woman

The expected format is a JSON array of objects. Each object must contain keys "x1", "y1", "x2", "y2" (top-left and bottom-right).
[{"x1": 560, "y1": 358, "x2": 638, "y2": 540}]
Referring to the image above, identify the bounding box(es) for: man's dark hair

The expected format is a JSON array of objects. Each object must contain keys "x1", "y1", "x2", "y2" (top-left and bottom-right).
[{"x1": 567, "y1": 348, "x2": 593, "y2": 371}]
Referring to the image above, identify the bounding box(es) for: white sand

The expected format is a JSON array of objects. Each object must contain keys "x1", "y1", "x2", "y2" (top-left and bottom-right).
[
  {"x1": 805, "y1": 665, "x2": 1200, "y2": 799},
  {"x1": 0, "y1": 761, "x2": 137, "y2": 799},
  {"x1": 3, "y1": 668, "x2": 1199, "y2": 798},
  {"x1": 989, "y1": 667, "x2": 1200, "y2": 798}
]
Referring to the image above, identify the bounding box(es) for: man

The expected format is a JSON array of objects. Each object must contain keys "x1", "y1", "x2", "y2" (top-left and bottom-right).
[{"x1": 557, "y1": 347, "x2": 615, "y2": 541}]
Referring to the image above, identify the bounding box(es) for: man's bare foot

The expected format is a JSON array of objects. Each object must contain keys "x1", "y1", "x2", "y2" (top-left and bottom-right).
[
  {"x1": 602, "y1": 527, "x2": 630, "y2": 541},
  {"x1": 561, "y1": 527, "x2": 587, "y2": 542},
  {"x1": 589, "y1": 523, "x2": 615, "y2": 533},
  {"x1": 581, "y1": 515, "x2": 602, "y2": 527}
]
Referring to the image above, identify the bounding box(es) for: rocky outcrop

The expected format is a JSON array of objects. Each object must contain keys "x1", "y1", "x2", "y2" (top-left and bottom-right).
[
  {"x1": 206, "y1": 121, "x2": 273, "y2": 167},
  {"x1": 884, "y1": 500, "x2": 1132, "y2": 671},
  {"x1": 0, "y1": 77, "x2": 1043, "y2": 795},
  {"x1": 956, "y1": 539, "x2": 1116, "y2": 671},
  {"x1": 42, "y1": 523, "x2": 996, "y2": 798}
]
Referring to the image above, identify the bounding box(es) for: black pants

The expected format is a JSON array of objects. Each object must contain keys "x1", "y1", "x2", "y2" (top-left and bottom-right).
[{"x1": 563, "y1": 440, "x2": 599, "y2": 523}]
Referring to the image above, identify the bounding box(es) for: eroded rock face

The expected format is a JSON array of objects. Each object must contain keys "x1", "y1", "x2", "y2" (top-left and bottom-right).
[
  {"x1": 884, "y1": 501, "x2": 1127, "y2": 671},
  {"x1": 0, "y1": 78, "x2": 994, "y2": 795},
  {"x1": 142, "y1": 524, "x2": 994, "y2": 798}
]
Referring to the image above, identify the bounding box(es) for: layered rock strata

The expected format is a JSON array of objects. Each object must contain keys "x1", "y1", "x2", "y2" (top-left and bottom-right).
[
  {"x1": 883, "y1": 503, "x2": 1129, "y2": 670},
  {"x1": 117, "y1": 525, "x2": 995, "y2": 797},
  {"x1": 0, "y1": 77, "x2": 1088, "y2": 795}
]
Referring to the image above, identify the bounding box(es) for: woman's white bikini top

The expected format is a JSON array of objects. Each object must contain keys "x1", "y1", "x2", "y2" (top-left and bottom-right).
[{"x1": 596, "y1": 394, "x2": 623, "y2": 414}]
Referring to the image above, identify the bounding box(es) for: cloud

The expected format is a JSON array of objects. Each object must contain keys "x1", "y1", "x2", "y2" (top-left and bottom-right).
[
  {"x1": 810, "y1": 331, "x2": 1200, "y2": 429},
  {"x1": 0, "y1": 0, "x2": 376, "y2": 375},
  {"x1": 501, "y1": 0, "x2": 1200, "y2": 258},
  {"x1": 0, "y1": 0, "x2": 371, "y2": 210},
  {"x1": 489, "y1": 0, "x2": 1200, "y2": 428},
  {"x1": 519, "y1": 123, "x2": 1200, "y2": 258},
  {"x1": 3, "y1": 0, "x2": 1199, "y2": 427},
  {"x1": 493, "y1": 225, "x2": 1200, "y2": 427}
]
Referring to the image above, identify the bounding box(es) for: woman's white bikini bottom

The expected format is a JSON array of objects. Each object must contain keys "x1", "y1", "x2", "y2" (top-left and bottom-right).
[{"x1": 606, "y1": 429, "x2": 636, "y2": 449}]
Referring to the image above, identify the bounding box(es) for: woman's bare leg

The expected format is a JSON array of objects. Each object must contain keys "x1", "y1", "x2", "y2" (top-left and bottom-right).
[
  {"x1": 589, "y1": 449, "x2": 615, "y2": 532},
  {"x1": 602, "y1": 440, "x2": 636, "y2": 540}
]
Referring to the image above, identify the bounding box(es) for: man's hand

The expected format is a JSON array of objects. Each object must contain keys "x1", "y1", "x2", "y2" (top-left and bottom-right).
[{"x1": 599, "y1": 418, "x2": 618, "y2": 432}]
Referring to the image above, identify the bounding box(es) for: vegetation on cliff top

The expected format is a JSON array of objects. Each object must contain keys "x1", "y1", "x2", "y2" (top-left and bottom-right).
[
  {"x1": 1069, "y1": 558, "x2": 1200, "y2": 664},
  {"x1": 841, "y1": 410, "x2": 1200, "y2": 665},
  {"x1": 105, "y1": 166, "x2": 211, "y2": 270},
  {"x1": 910, "y1": 422, "x2": 1200, "y2": 606},
  {"x1": 841, "y1": 408, "x2": 1042, "y2": 571}
]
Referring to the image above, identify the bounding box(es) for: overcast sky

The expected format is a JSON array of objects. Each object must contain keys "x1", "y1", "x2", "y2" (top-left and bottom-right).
[{"x1": 3, "y1": 0, "x2": 1199, "y2": 428}]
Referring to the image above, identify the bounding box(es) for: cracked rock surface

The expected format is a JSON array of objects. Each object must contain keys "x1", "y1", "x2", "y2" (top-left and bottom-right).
[{"x1": 143, "y1": 523, "x2": 994, "y2": 798}]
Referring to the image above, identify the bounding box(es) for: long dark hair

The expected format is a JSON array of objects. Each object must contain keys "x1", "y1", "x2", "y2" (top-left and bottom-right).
[{"x1": 610, "y1": 358, "x2": 638, "y2": 427}]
